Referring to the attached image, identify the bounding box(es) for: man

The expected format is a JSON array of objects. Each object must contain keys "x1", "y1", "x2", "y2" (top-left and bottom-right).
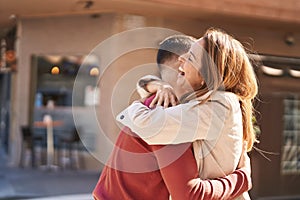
[{"x1": 93, "y1": 35, "x2": 251, "y2": 200}]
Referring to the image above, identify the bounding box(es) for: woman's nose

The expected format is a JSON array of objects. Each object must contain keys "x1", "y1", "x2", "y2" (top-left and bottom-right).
[{"x1": 179, "y1": 66, "x2": 184, "y2": 72}]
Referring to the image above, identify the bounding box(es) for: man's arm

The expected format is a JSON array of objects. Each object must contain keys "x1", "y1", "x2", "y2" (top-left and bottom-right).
[{"x1": 152, "y1": 144, "x2": 251, "y2": 200}]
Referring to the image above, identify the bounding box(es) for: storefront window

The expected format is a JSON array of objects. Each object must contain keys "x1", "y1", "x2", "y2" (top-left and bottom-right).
[
  {"x1": 34, "y1": 55, "x2": 99, "y2": 107},
  {"x1": 282, "y1": 95, "x2": 300, "y2": 174},
  {"x1": 254, "y1": 54, "x2": 300, "y2": 175},
  {"x1": 31, "y1": 54, "x2": 100, "y2": 152}
]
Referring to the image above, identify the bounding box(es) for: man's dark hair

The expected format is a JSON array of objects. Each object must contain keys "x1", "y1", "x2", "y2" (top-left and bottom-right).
[{"x1": 157, "y1": 35, "x2": 196, "y2": 67}]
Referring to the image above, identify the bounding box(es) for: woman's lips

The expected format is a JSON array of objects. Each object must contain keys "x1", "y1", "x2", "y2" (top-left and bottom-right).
[{"x1": 178, "y1": 66, "x2": 185, "y2": 76}]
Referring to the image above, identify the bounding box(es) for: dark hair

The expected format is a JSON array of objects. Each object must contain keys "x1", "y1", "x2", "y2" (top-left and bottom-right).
[{"x1": 157, "y1": 35, "x2": 196, "y2": 68}]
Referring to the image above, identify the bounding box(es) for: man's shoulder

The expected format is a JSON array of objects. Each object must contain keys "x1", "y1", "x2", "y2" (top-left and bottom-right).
[
  {"x1": 143, "y1": 94, "x2": 156, "y2": 107},
  {"x1": 115, "y1": 127, "x2": 153, "y2": 152}
]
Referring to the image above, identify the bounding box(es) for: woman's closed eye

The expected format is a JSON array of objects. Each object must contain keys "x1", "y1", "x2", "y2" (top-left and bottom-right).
[{"x1": 179, "y1": 52, "x2": 192, "y2": 62}]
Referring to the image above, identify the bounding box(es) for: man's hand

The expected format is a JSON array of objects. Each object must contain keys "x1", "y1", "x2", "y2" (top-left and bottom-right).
[
  {"x1": 238, "y1": 142, "x2": 251, "y2": 174},
  {"x1": 237, "y1": 141, "x2": 252, "y2": 191}
]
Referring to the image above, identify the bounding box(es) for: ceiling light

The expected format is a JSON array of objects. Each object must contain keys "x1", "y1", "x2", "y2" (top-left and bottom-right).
[
  {"x1": 89, "y1": 67, "x2": 99, "y2": 76},
  {"x1": 261, "y1": 65, "x2": 284, "y2": 76},
  {"x1": 289, "y1": 69, "x2": 300, "y2": 78},
  {"x1": 51, "y1": 66, "x2": 60, "y2": 75}
]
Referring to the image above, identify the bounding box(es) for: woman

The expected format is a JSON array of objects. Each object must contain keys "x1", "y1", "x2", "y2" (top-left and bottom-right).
[{"x1": 118, "y1": 28, "x2": 258, "y2": 199}]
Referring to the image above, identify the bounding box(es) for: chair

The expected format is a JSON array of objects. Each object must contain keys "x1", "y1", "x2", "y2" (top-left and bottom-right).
[
  {"x1": 57, "y1": 128, "x2": 81, "y2": 169},
  {"x1": 20, "y1": 125, "x2": 45, "y2": 168}
]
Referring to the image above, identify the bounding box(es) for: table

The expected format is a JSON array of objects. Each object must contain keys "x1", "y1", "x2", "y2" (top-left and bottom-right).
[{"x1": 34, "y1": 115, "x2": 63, "y2": 170}]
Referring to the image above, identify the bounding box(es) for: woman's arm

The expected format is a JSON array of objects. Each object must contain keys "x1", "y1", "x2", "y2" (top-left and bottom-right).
[
  {"x1": 151, "y1": 143, "x2": 251, "y2": 200},
  {"x1": 117, "y1": 98, "x2": 227, "y2": 145},
  {"x1": 117, "y1": 101, "x2": 199, "y2": 144}
]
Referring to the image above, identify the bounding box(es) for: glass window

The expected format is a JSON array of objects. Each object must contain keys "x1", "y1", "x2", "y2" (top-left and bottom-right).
[{"x1": 281, "y1": 96, "x2": 300, "y2": 174}]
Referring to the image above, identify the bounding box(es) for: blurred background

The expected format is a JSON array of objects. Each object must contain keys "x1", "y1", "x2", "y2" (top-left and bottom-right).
[{"x1": 0, "y1": 0, "x2": 300, "y2": 199}]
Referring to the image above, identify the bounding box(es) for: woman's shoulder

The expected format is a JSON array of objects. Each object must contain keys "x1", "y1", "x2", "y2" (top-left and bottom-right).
[
  {"x1": 212, "y1": 91, "x2": 239, "y2": 100},
  {"x1": 212, "y1": 91, "x2": 240, "y2": 109}
]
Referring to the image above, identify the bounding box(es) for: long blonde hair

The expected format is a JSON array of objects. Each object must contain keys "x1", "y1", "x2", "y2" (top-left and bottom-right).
[{"x1": 194, "y1": 28, "x2": 258, "y2": 151}]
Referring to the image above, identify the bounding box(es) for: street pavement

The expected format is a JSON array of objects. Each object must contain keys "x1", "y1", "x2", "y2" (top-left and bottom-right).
[
  {"x1": 26, "y1": 194, "x2": 93, "y2": 200},
  {"x1": 0, "y1": 162, "x2": 100, "y2": 200}
]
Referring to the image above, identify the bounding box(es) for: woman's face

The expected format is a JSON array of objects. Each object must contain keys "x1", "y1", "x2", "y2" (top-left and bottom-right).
[{"x1": 177, "y1": 38, "x2": 206, "y2": 92}]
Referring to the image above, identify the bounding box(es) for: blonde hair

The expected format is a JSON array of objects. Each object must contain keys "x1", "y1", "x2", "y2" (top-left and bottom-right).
[
  {"x1": 182, "y1": 28, "x2": 258, "y2": 151},
  {"x1": 204, "y1": 28, "x2": 258, "y2": 151}
]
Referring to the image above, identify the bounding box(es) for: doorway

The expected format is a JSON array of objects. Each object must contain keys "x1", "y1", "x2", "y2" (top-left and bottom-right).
[{"x1": 0, "y1": 72, "x2": 11, "y2": 164}]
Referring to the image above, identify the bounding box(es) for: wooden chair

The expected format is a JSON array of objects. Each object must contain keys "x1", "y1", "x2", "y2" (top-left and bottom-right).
[
  {"x1": 20, "y1": 125, "x2": 45, "y2": 168},
  {"x1": 57, "y1": 128, "x2": 81, "y2": 169}
]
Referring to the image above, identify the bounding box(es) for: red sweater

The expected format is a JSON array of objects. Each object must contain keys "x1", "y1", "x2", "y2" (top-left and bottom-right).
[{"x1": 93, "y1": 96, "x2": 251, "y2": 200}]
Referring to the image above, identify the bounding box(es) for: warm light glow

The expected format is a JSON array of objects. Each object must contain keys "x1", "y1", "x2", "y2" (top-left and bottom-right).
[
  {"x1": 289, "y1": 69, "x2": 300, "y2": 78},
  {"x1": 45, "y1": 55, "x2": 62, "y2": 64},
  {"x1": 261, "y1": 65, "x2": 284, "y2": 76},
  {"x1": 89, "y1": 67, "x2": 99, "y2": 76},
  {"x1": 51, "y1": 66, "x2": 60, "y2": 75}
]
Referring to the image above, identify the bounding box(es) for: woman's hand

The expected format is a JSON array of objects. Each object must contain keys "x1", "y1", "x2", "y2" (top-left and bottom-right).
[
  {"x1": 141, "y1": 79, "x2": 178, "y2": 108},
  {"x1": 149, "y1": 84, "x2": 178, "y2": 108}
]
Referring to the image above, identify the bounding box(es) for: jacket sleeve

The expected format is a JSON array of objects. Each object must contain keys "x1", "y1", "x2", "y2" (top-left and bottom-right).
[
  {"x1": 151, "y1": 144, "x2": 251, "y2": 200},
  {"x1": 116, "y1": 99, "x2": 228, "y2": 145}
]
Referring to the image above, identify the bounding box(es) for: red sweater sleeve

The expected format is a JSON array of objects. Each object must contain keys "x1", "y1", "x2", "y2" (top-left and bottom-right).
[
  {"x1": 151, "y1": 144, "x2": 251, "y2": 200},
  {"x1": 187, "y1": 169, "x2": 251, "y2": 200}
]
